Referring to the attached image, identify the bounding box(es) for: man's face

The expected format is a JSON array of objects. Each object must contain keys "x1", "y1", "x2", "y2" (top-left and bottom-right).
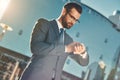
[{"x1": 62, "y1": 8, "x2": 81, "y2": 29}]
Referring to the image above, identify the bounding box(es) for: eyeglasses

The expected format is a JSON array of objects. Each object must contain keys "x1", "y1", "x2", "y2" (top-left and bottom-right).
[{"x1": 67, "y1": 12, "x2": 80, "y2": 23}]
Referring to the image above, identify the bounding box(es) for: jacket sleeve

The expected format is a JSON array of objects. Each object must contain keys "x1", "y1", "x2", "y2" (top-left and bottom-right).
[
  {"x1": 30, "y1": 18, "x2": 55, "y2": 56},
  {"x1": 66, "y1": 33, "x2": 89, "y2": 66},
  {"x1": 70, "y1": 53, "x2": 89, "y2": 66}
]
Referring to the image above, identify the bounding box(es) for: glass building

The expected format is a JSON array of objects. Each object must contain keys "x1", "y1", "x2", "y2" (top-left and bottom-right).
[{"x1": 0, "y1": 0, "x2": 120, "y2": 79}]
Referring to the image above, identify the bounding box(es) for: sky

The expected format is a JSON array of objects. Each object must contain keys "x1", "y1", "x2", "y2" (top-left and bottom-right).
[
  {"x1": 0, "y1": 0, "x2": 120, "y2": 56},
  {"x1": 0, "y1": 0, "x2": 120, "y2": 79}
]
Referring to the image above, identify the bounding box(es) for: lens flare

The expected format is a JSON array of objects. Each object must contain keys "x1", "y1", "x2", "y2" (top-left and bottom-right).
[{"x1": 0, "y1": 0, "x2": 10, "y2": 20}]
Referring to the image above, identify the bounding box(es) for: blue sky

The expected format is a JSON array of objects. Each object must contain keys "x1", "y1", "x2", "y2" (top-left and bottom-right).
[
  {"x1": 0, "y1": 0, "x2": 119, "y2": 55},
  {"x1": 0, "y1": 0, "x2": 120, "y2": 79},
  {"x1": 0, "y1": 0, "x2": 119, "y2": 64},
  {"x1": 0, "y1": 0, "x2": 119, "y2": 63}
]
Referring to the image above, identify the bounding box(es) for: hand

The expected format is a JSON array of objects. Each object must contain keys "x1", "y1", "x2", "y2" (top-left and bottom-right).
[
  {"x1": 73, "y1": 43, "x2": 86, "y2": 55},
  {"x1": 65, "y1": 42, "x2": 77, "y2": 53},
  {"x1": 65, "y1": 42, "x2": 86, "y2": 54}
]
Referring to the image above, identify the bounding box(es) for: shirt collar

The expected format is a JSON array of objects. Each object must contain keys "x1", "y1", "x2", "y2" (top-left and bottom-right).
[{"x1": 56, "y1": 19, "x2": 65, "y2": 32}]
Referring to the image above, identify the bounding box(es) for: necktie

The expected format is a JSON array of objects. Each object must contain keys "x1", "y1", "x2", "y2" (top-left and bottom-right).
[{"x1": 59, "y1": 28, "x2": 65, "y2": 45}]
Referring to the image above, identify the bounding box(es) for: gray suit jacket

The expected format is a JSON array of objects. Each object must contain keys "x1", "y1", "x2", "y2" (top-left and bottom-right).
[{"x1": 20, "y1": 18, "x2": 89, "y2": 80}]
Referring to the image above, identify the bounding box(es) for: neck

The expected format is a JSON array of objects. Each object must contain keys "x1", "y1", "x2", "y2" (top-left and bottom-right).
[{"x1": 58, "y1": 17, "x2": 64, "y2": 28}]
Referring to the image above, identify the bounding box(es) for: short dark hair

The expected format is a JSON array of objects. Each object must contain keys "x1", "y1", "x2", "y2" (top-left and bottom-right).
[{"x1": 64, "y1": 2, "x2": 82, "y2": 14}]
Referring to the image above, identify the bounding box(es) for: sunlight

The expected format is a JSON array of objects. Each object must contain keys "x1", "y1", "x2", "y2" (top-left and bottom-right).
[{"x1": 0, "y1": 0, "x2": 10, "y2": 20}]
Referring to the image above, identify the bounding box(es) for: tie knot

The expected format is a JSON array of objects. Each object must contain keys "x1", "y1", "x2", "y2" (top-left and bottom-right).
[
  {"x1": 60, "y1": 28, "x2": 65, "y2": 34},
  {"x1": 60, "y1": 28, "x2": 64, "y2": 32}
]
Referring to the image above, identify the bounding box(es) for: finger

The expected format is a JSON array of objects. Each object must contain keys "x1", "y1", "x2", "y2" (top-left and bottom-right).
[{"x1": 74, "y1": 46, "x2": 78, "y2": 51}]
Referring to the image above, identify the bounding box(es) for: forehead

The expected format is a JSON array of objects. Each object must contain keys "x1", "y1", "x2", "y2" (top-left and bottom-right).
[
  {"x1": 69, "y1": 8, "x2": 81, "y2": 18},
  {"x1": 70, "y1": 8, "x2": 80, "y2": 15}
]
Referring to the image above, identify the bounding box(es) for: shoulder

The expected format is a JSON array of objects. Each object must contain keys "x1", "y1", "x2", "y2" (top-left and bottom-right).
[
  {"x1": 34, "y1": 18, "x2": 50, "y2": 28},
  {"x1": 37, "y1": 18, "x2": 50, "y2": 24},
  {"x1": 38, "y1": 18, "x2": 48, "y2": 22},
  {"x1": 33, "y1": 18, "x2": 53, "y2": 33},
  {"x1": 36, "y1": 18, "x2": 53, "y2": 28}
]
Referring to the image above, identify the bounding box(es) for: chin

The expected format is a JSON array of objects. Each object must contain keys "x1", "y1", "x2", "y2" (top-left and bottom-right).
[
  {"x1": 68, "y1": 25, "x2": 72, "y2": 29},
  {"x1": 66, "y1": 27, "x2": 71, "y2": 29}
]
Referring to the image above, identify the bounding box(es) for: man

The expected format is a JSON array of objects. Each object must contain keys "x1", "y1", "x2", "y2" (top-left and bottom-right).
[{"x1": 20, "y1": 2, "x2": 89, "y2": 80}]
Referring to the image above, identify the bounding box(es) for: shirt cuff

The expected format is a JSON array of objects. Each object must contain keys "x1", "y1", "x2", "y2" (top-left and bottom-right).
[{"x1": 79, "y1": 51, "x2": 87, "y2": 59}]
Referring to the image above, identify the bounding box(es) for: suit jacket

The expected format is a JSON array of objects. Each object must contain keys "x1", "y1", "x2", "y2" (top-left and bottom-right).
[{"x1": 20, "y1": 18, "x2": 89, "y2": 80}]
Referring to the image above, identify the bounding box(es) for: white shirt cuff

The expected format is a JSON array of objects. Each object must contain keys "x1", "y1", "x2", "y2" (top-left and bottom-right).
[{"x1": 79, "y1": 51, "x2": 87, "y2": 59}]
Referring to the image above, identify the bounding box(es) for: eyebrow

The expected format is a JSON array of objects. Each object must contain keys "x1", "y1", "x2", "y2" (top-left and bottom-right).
[{"x1": 68, "y1": 13, "x2": 80, "y2": 23}]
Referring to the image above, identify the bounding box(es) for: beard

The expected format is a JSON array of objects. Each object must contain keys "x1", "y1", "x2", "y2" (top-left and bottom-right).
[{"x1": 61, "y1": 15, "x2": 72, "y2": 29}]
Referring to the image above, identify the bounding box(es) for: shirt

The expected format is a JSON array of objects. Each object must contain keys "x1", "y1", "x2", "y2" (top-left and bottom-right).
[{"x1": 56, "y1": 19, "x2": 65, "y2": 33}]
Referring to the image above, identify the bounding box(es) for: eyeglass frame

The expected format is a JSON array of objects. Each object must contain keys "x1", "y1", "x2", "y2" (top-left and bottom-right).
[{"x1": 67, "y1": 11, "x2": 80, "y2": 23}]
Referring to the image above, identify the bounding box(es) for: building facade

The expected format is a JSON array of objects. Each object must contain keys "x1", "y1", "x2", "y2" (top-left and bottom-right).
[{"x1": 0, "y1": 46, "x2": 30, "y2": 80}]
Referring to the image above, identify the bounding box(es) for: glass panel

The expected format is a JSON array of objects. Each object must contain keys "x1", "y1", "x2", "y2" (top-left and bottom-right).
[{"x1": 0, "y1": 0, "x2": 120, "y2": 80}]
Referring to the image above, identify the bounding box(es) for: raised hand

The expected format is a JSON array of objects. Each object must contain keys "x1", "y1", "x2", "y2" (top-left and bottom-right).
[{"x1": 65, "y1": 42, "x2": 86, "y2": 55}]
